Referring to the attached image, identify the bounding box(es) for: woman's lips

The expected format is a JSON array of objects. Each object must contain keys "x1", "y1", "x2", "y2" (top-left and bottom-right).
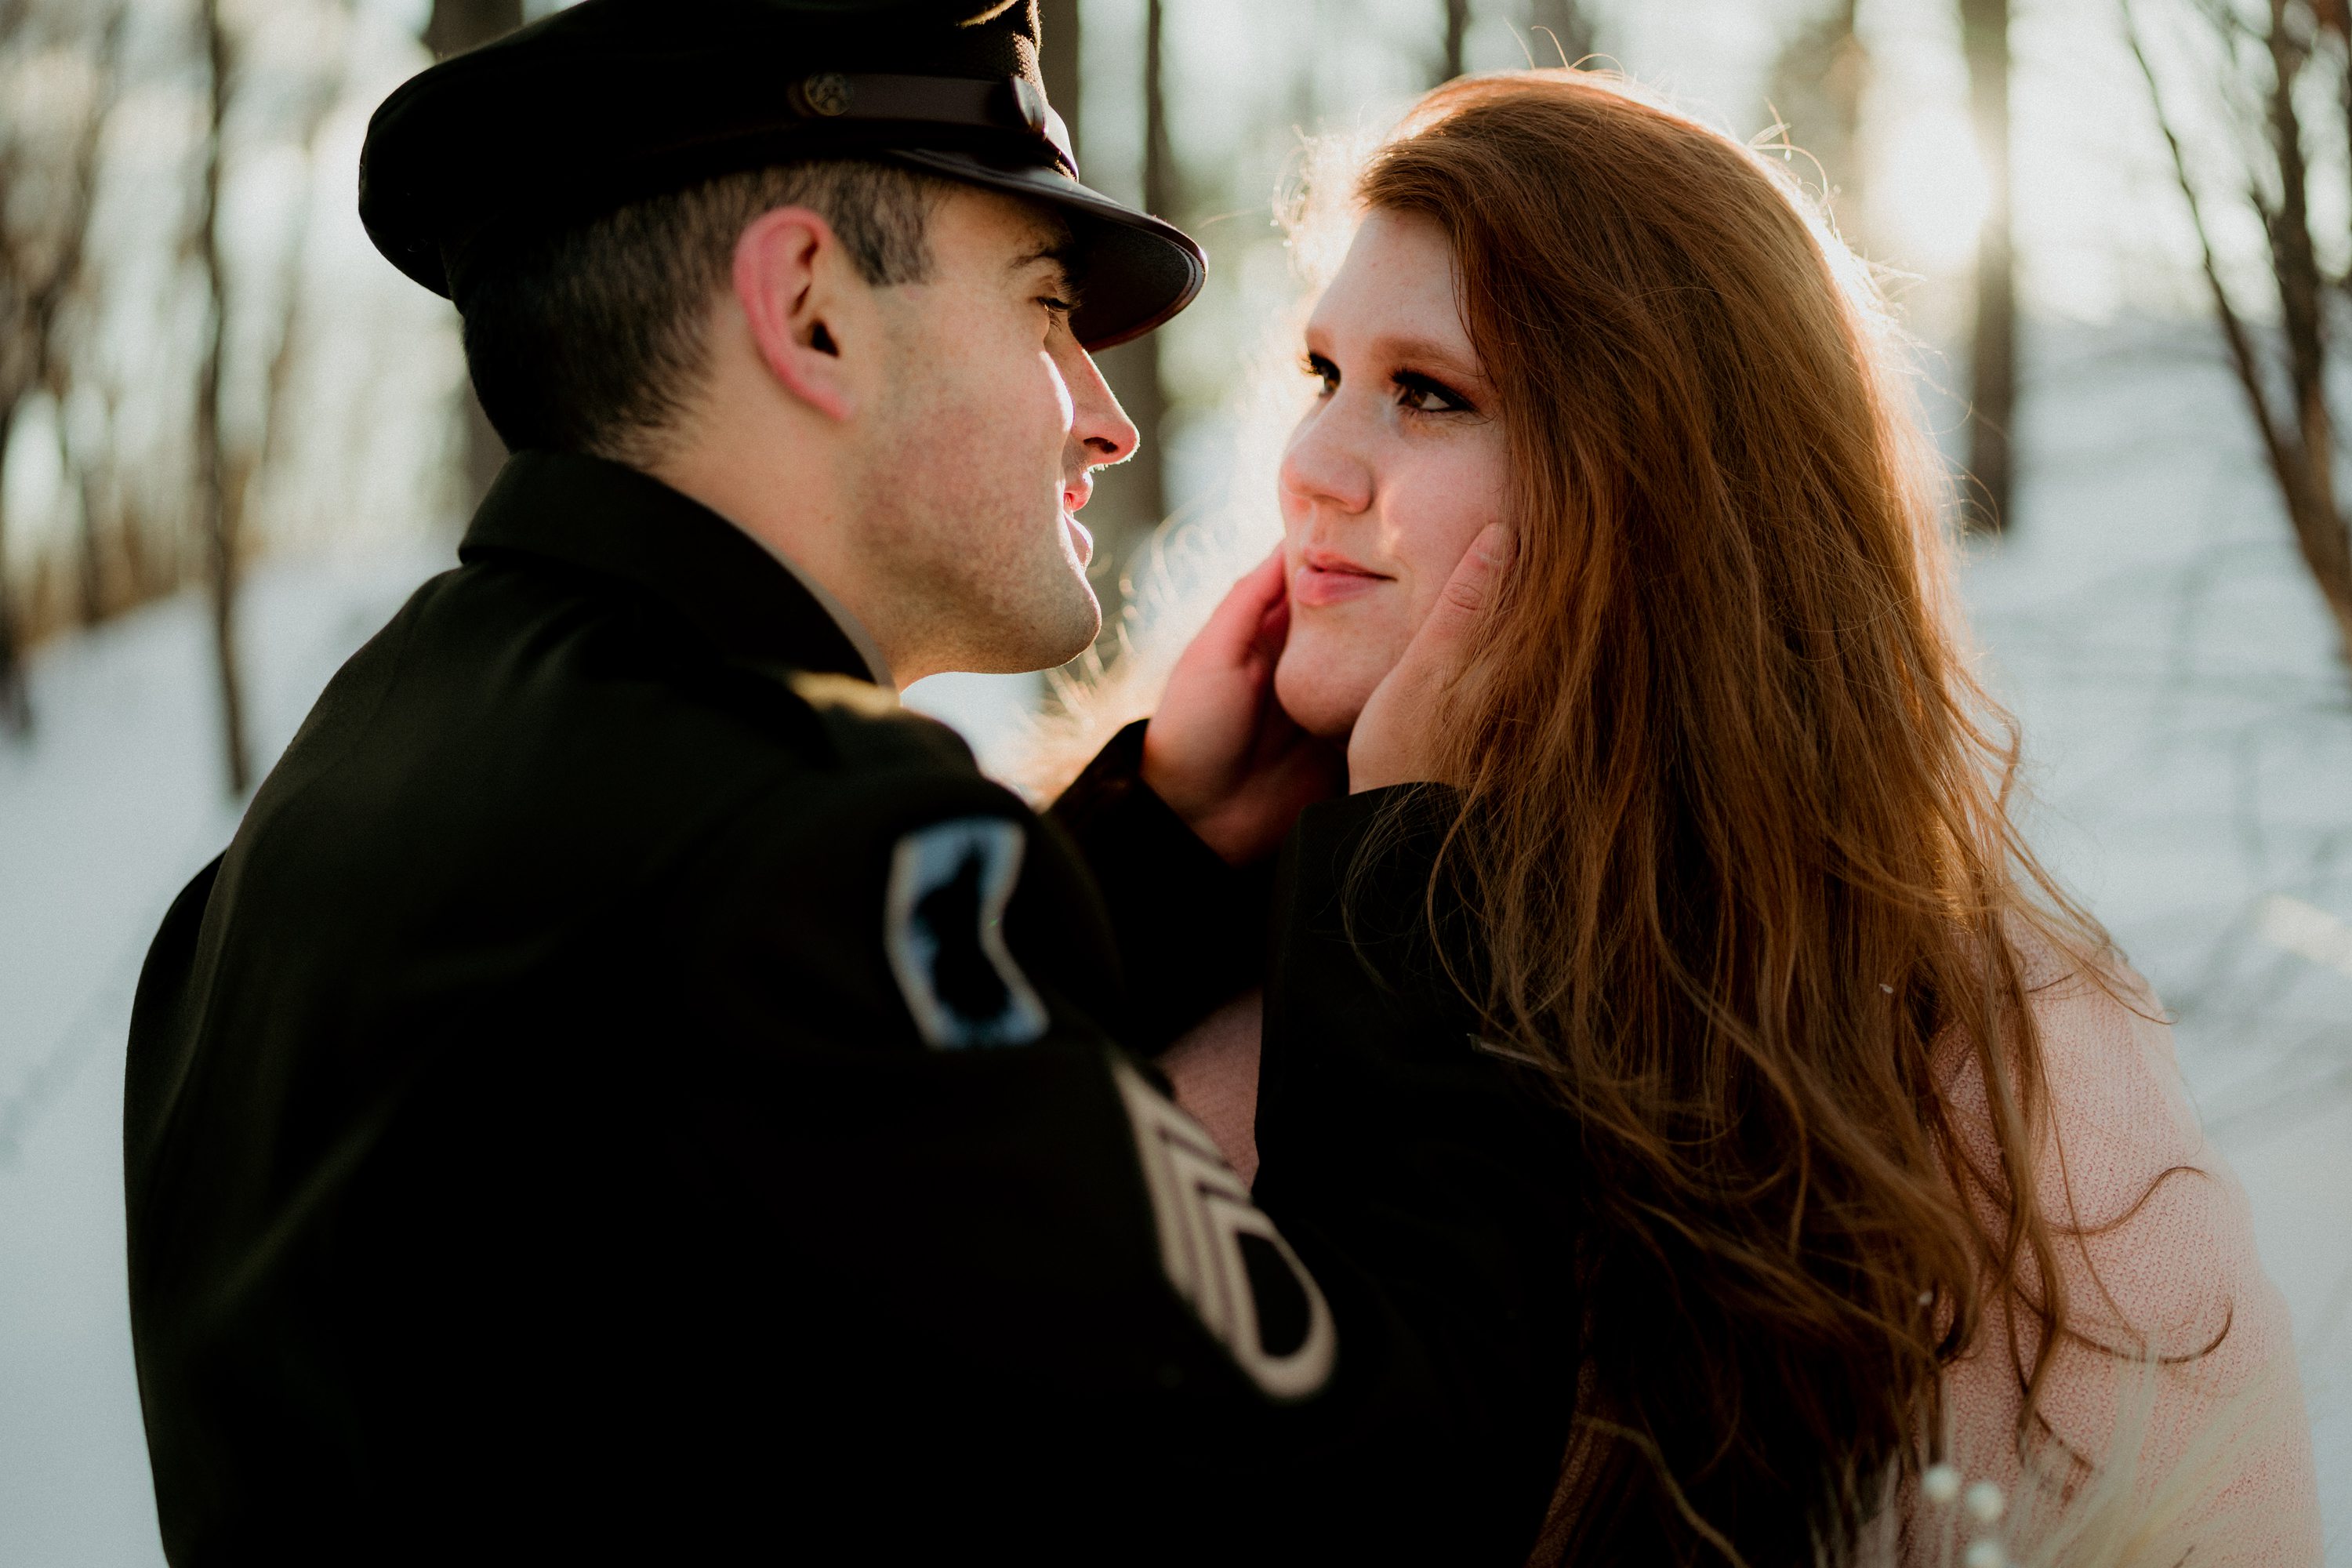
[{"x1": 1291, "y1": 554, "x2": 1392, "y2": 608}]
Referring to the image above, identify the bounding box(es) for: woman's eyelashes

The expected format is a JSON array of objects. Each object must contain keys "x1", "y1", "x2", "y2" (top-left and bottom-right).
[
  {"x1": 1300, "y1": 353, "x2": 1476, "y2": 416},
  {"x1": 1391, "y1": 368, "x2": 1475, "y2": 415}
]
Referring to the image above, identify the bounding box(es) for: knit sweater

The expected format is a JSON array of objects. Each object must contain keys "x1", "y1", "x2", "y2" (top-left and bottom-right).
[{"x1": 1160, "y1": 960, "x2": 2323, "y2": 1566}]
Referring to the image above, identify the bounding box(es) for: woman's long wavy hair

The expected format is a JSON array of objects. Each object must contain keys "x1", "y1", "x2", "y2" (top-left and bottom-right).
[{"x1": 1361, "y1": 74, "x2": 2111, "y2": 1564}]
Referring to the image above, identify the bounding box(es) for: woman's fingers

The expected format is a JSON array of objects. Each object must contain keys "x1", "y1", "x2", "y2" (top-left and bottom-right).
[
  {"x1": 1417, "y1": 525, "x2": 1513, "y2": 659},
  {"x1": 1347, "y1": 525, "x2": 1512, "y2": 793},
  {"x1": 1378, "y1": 524, "x2": 1511, "y2": 705},
  {"x1": 1196, "y1": 548, "x2": 1289, "y2": 669},
  {"x1": 1145, "y1": 546, "x2": 1297, "y2": 834}
]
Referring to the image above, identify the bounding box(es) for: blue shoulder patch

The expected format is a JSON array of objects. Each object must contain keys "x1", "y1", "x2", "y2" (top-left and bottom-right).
[{"x1": 884, "y1": 817, "x2": 1050, "y2": 1049}]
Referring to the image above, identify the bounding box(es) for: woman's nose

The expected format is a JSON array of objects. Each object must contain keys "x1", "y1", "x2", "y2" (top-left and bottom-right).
[{"x1": 1279, "y1": 404, "x2": 1374, "y2": 517}]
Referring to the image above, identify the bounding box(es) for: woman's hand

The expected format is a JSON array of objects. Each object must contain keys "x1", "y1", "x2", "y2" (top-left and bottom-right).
[
  {"x1": 1347, "y1": 525, "x2": 1513, "y2": 793},
  {"x1": 1142, "y1": 550, "x2": 1345, "y2": 865}
]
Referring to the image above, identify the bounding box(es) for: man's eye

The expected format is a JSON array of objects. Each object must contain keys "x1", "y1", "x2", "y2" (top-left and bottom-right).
[
  {"x1": 1040, "y1": 296, "x2": 1074, "y2": 314},
  {"x1": 1393, "y1": 371, "x2": 1472, "y2": 415},
  {"x1": 1302, "y1": 354, "x2": 1339, "y2": 395}
]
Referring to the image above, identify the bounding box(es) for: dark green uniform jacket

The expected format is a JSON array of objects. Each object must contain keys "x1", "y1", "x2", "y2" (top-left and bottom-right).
[{"x1": 124, "y1": 452, "x2": 1582, "y2": 1564}]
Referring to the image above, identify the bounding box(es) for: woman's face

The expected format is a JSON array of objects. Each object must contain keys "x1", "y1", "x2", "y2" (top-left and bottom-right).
[{"x1": 1274, "y1": 209, "x2": 1512, "y2": 740}]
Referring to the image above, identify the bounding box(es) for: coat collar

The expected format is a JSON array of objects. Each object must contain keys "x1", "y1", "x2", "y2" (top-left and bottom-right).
[{"x1": 459, "y1": 450, "x2": 888, "y2": 686}]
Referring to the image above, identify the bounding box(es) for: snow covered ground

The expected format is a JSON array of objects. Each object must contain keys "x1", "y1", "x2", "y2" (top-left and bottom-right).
[
  {"x1": 1967, "y1": 321, "x2": 2352, "y2": 1543},
  {"x1": 0, "y1": 321, "x2": 2345, "y2": 1561}
]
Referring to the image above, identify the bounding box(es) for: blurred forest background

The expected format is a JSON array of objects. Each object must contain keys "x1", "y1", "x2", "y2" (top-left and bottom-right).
[{"x1": 2, "y1": 0, "x2": 2350, "y2": 1561}]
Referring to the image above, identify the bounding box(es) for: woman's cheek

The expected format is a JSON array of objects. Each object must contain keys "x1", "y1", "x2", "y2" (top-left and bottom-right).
[{"x1": 1395, "y1": 466, "x2": 1509, "y2": 632}]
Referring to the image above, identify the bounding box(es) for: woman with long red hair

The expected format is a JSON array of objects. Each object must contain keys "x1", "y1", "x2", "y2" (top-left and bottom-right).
[{"x1": 1134, "y1": 72, "x2": 2321, "y2": 1563}]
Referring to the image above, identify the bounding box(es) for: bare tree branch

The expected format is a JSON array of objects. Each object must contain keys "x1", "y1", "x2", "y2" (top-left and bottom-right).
[
  {"x1": 0, "y1": 0, "x2": 120, "y2": 732},
  {"x1": 2125, "y1": 0, "x2": 2352, "y2": 666},
  {"x1": 194, "y1": 0, "x2": 251, "y2": 794},
  {"x1": 2263, "y1": 0, "x2": 2335, "y2": 521},
  {"x1": 2128, "y1": 5, "x2": 2294, "y2": 500}
]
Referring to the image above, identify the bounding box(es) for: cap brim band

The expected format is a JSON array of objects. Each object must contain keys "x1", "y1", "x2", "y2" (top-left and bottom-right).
[{"x1": 886, "y1": 150, "x2": 1204, "y2": 350}]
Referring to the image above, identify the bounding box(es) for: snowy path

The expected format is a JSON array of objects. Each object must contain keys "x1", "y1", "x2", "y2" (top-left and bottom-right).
[{"x1": 1, "y1": 323, "x2": 2347, "y2": 1561}]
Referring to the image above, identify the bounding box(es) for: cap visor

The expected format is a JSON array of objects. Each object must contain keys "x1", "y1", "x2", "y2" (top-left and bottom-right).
[{"x1": 886, "y1": 149, "x2": 1205, "y2": 350}]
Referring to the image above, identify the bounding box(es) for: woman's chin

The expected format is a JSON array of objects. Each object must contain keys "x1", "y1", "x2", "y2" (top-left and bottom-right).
[{"x1": 1273, "y1": 655, "x2": 1374, "y2": 742}]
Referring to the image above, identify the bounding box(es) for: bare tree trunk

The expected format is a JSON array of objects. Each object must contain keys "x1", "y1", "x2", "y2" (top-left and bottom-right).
[
  {"x1": 0, "y1": 401, "x2": 27, "y2": 735},
  {"x1": 1441, "y1": 0, "x2": 1471, "y2": 83},
  {"x1": 44, "y1": 6, "x2": 126, "y2": 628},
  {"x1": 196, "y1": 0, "x2": 250, "y2": 795},
  {"x1": 424, "y1": 0, "x2": 522, "y2": 514},
  {"x1": 2263, "y1": 1, "x2": 2336, "y2": 526},
  {"x1": 1526, "y1": 0, "x2": 1595, "y2": 67},
  {"x1": 1091, "y1": 0, "x2": 1175, "y2": 575},
  {"x1": 424, "y1": 0, "x2": 522, "y2": 66},
  {"x1": 1134, "y1": 0, "x2": 1174, "y2": 528},
  {"x1": 0, "y1": 0, "x2": 119, "y2": 728},
  {"x1": 1961, "y1": 0, "x2": 2016, "y2": 535},
  {"x1": 1766, "y1": 0, "x2": 1866, "y2": 234},
  {"x1": 76, "y1": 430, "x2": 107, "y2": 626}
]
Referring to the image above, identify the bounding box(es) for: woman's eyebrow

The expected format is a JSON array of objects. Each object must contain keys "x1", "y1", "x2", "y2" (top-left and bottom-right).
[{"x1": 1367, "y1": 332, "x2": 1483, "y2": 380}]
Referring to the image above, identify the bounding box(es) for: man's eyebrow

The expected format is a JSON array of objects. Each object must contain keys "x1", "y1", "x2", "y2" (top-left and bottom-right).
[{"x1": 1007, "y1": 235, "x2": 1081, "y2": 289}]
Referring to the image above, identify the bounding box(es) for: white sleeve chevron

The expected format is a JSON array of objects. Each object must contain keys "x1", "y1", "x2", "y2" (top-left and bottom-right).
[{"x1": 1111, "y1": 1057, "x2": 1337, "y2": 1402}]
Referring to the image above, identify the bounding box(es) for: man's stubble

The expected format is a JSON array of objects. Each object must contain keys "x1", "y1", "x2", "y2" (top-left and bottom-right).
[{"x1": 853, "y1": 325, "x2": 1101, "y2": 678}]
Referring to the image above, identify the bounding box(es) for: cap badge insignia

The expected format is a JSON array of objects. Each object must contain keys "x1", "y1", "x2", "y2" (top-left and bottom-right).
[{"x1": 801, "y1": 72, "x2": 854, "y2": 117}]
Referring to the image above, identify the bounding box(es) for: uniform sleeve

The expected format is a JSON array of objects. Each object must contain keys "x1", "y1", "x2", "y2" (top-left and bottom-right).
[
  {"x1": 653, "y1": 758, "x2": 1579, "y2": 1562},
  {"x1": 1047, "y1": 719, "x2": 1275, "y2": 1052}
]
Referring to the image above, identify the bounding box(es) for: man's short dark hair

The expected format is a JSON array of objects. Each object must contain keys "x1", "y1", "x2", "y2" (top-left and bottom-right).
[{"x1": 462, "y1": 159, "x2": 946, "y2": 466}]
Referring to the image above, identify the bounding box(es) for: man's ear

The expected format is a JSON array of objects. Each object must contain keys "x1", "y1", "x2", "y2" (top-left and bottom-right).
[{"x1": 733, "y1": 206, "x2": 859, "y2": 423}]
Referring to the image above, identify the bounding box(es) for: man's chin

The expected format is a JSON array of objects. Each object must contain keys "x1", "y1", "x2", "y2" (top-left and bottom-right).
[
  {"x1": 958, "y1": 580, "x2": 1099, "y2": 675},
  {"x1": 1040, "y1": 580, "x2": 1103, "y2": 668}
]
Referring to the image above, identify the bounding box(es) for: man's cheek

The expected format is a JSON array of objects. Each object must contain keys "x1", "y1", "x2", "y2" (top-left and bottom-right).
[{"x1": 1041, "y1": 348, "x2": 1076, "y2": 437}]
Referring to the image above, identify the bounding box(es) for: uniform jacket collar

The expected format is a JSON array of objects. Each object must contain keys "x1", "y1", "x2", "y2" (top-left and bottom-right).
[{"x1": 460, "y1": 450, "x2": 886, "y2": 686}]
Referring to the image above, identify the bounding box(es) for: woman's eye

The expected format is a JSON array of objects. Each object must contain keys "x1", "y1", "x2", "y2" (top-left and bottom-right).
[
  {"x1": 1393, "y1": 371, "x2": 1472, "y2": 415},
  {"x1": 1302, "y1": 354, "x2": 1339, "y2": 396}
]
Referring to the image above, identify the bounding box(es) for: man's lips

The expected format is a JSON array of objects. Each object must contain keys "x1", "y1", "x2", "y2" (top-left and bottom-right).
[
  {"x1": 1291, "y1": 550, "x2": 1392, "y2": 608},
  {"x1": 1064, "y1": 513, "x2": 1094, "y2": 568}
]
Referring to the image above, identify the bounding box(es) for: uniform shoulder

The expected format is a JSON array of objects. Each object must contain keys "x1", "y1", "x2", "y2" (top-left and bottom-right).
[
  {"x1": 750, "y1": 667, "x2": 978, "y2": 778},
  {"x1": 233, "y1": 554, "x2": 989, "y2": 924}
]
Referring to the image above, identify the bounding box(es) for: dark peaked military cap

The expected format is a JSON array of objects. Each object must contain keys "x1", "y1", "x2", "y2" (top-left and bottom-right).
[{"x1": 359, "y1": 0, "x2": 1203, "y2": 349}]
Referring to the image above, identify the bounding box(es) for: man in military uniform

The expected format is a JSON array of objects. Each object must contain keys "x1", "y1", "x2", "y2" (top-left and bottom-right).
[{"x1": 123, "y1": 2, "x2": 1584, "y2": 1561}]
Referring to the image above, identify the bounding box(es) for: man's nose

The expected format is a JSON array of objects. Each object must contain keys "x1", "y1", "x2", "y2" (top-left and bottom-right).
[{"x1": 1061, "y1": 341, "x2": 1140, "y2": 470}]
